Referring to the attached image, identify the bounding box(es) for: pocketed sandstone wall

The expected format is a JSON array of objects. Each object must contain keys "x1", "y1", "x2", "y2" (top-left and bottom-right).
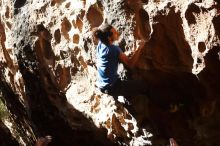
[{"x1": 0, "y1": 0, "x2": 220, "y2": 146}]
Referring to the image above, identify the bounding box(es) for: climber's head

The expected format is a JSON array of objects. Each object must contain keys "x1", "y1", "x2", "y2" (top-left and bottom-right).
[{"x1": 93, "y1": 24, "x2": 119, "y2": 45}]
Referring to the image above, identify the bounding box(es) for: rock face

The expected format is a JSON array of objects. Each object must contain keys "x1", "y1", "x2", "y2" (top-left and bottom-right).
[
  {"x1": 0, "y1": 0, "x2": 220, "y2": 146},
  {"x1": 0, "y1": 120, "x2": 19, "y2": 146}
]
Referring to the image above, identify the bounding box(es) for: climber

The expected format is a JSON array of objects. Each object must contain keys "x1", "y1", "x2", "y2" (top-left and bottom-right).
[{"x1": 93, "y1": 24, "x2": 147, "y2": 97}]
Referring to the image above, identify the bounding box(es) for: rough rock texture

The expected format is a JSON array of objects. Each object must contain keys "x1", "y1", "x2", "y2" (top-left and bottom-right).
[
  {"x1": 0, "y1": 120, "x2": 19, "y2": 146},
  {"x1": 0, "y1": 0, "x2": 220, "y2": 146}
]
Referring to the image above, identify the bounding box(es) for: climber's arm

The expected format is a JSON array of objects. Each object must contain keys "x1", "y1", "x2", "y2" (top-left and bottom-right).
[
  {"x1": 119, "y1": 53, "x2": 129, "y2": 66},
  {"x1": 119, "y1": 41, "x2": 146, "y2": 69}
]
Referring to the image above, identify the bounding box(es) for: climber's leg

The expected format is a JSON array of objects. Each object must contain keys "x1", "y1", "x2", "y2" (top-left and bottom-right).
[{"x1": 117, "y1": 79, "x2": 149, "y2": 97}]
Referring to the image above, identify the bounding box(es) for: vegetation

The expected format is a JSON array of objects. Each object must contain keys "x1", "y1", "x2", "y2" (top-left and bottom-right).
[{"x1": 0, "y1": 93, "x2": 9, "y2": 120}]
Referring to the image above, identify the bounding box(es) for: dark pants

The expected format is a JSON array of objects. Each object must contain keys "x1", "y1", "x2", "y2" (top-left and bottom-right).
[{"x1": 100, "y1": 78, "x2": 148, "y2": 97}]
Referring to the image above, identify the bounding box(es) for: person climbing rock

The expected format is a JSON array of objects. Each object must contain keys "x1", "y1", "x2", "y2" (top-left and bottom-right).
[{"x1": 93, "y1": 24, "x2": 147, "y2": 97}]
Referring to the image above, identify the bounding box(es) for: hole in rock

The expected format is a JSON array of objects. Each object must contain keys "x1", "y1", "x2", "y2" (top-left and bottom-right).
[
  {"x1": 71, "y1": 55, "x2": 80, "y2": 67},
  {"x1": 14, "y1": 0, "x2": 26, "y2": 8},
  {"x1": 83, "y1": 38, "x2": 91, "y2": 52},
  {"x1": 185, "y1": 3, "x2": 201, "y2": 25},
  {"x1": 14, "y1": 9, "x2": 19, "y2": 15},
  {"x1": 197, "y1": 58, "x2": 202, "y2": 64},
  {"x1": 198, "y1": 42, "x2": 206, "y2": 53},
  {"x1": 54, "y1": 29, "x2": 61, "y2": 44},
  {"x1": 60, "y1": 50, "x2": 68, "y2": 59},
  {"x1": 78, "y1": 10, "x2": 85, "y2": 19},
  {"x1": 73, "y1": 17, "x2": 83, "y2": 32},
  {"x1": 87, "y1": 6, "x2": 103, "y2": 28},
  {"x1": 65, "y1": 2, "x2": 71, "y2": 8},
  {"x1": 70, "y1": 54, "x2": 80, "y2": 76},
  {"x1": 73, "y1": 34, "x2": 80, "y2": 44},
  {"x1": 78, "y1": 56, "x2": 87, "y2": 69},
  {"x1": 51, "y1": 0, "x2": 65, "y2": 6},
  {"x1": 72, "y1": 10, "x2": 85, "y2": 32},
  {"x1": 61, "y1": 17, "x2": 72, "y2": 32},
  {"x1": 142, "y1": 0, "x2": 149, "y2": 4},
  {"x1": 6, "y1": 22, "x2": 11, "y2": 29},
  {"x1": 73, "y1": 46, "x2": 80, "y2": 55},
  {"x1": 61, "y1": 17, "x2": 72, "y2": 40},
  {"x1": 5, "y1": 6, "x2": 10, "y2": 18}
]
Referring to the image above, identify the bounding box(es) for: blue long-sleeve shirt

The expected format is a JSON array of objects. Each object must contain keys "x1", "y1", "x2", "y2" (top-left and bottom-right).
[{"x1": 96, "y1": 41, "x2": 122, "y2": 89}]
